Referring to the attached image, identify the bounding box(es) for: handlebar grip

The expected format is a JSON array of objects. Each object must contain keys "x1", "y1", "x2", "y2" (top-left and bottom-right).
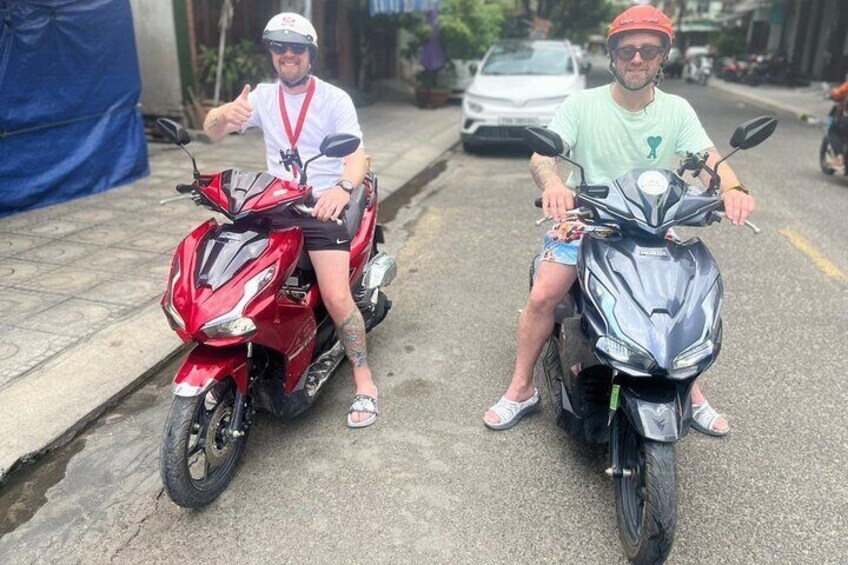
[
  {"x1": 176, "y1": 184, "x2": 195, "y2": 194},
  {"x1": 534, "y1": 197, "x2": 543, "y2": 208}
]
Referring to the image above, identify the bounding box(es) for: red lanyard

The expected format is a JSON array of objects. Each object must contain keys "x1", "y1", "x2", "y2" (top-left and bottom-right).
[{"x1": 278, "y1": 78, "x2": 316, "y2": 155}]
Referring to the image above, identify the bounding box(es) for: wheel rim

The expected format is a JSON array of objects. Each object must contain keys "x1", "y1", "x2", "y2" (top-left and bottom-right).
[
  {"x1": 618, "y1": 416, "x2": 646, "y2": 544},
  {"x1": 184, "y1": 381, "x2": 238, "y2": 487}
]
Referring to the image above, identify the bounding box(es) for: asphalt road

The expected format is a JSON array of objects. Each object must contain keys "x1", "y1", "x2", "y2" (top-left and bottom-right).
[{"x1": 1, "y1": 66, "x2": 846, "y2": 565}]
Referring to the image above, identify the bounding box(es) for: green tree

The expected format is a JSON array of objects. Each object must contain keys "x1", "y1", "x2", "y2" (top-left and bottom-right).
[
  {"x1": 438, "y1": 0, "x2": 510, "y2": 60},
  {"x1": 547, "y1": 0, "x2": 612, "y2": 43}
]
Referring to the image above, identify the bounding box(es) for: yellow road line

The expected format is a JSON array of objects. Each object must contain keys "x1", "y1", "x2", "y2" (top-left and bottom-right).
[{"x1": 779, "y1": 228, "x2": 846, "y2": 282}]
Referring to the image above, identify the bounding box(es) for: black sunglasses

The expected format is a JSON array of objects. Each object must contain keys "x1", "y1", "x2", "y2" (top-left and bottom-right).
[
  {"x1": 269, "y1": 43, "x2": 308, "y2": 56},
  {"x1": 614, "y1": 45, "x2": 664, "y2": 62}
]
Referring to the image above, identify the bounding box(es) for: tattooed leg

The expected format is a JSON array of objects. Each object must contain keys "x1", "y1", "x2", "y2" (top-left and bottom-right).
[{"x1": 337, "y1": 308, "x2": 368, "y2": 368}]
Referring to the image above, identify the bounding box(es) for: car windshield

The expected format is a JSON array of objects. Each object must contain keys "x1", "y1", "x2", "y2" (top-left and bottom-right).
[{"x1": 482, "y1": 44, "x2": 575, "y2": 76}]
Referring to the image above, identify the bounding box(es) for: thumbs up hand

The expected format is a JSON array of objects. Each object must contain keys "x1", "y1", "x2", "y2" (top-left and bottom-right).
[{"x1": 221, "y1": 84, "x2": 254, "y2": 129}]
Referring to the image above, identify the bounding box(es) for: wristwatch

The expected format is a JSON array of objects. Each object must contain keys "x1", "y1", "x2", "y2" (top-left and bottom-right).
[{"x1": 335, "y1": 180, "x2": 355, "y2": 194}]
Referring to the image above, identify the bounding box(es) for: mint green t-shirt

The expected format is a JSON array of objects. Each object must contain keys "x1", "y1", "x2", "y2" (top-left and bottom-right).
[{"x1": 548, "y1": 84, "x2": 714, "y2": 186}]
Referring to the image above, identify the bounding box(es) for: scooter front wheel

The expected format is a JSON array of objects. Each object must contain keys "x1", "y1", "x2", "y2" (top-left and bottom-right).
[
  {"x1": 612, "y1": 413, "x2": 677, "y2": 564},
  {"x1": 820, "y1": 136, "x2": 837, "y2": 175},
  {"x1": 160, "y1": 378, "x2": 248, "y2": 508}
]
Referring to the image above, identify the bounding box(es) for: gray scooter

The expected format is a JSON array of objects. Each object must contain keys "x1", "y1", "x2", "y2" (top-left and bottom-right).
[{"x1": 523, "y1": 115, "x2": 777, "y2": 564}]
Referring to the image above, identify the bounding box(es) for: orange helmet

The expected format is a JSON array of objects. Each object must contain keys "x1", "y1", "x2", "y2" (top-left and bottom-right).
[{"x1": 607, "y1": 5, "x2": 674, "y2": 46}]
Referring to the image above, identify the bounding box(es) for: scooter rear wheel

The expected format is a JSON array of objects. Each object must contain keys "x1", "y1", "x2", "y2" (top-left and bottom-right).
[
  {"x1": 612, "y1": 413, "x2": 677, "y2": 564},
  {"x1": 160, "y1": 378, "x2": 248, "y2": 508}
]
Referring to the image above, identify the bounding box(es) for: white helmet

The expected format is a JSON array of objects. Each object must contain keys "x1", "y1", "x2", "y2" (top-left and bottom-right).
[{"x1": 262, "y1": 12, "x2": 318, "y2": 51}]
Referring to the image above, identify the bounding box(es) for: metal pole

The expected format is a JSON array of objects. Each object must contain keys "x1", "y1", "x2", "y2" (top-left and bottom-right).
[{"x1": 213, "y1": 0, "x2": 234, "y2": 105}]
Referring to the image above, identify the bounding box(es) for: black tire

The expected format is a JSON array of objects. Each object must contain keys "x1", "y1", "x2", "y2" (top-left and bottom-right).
[
  {"x1": 160, "y1": 379, "x2": 248, "y2": 508},
  {"x1": 612, "y1": 413, "x2": 677, "y2": 564},
  {"x1": 820, "y1": 136, "x2": 836, "y2": 175}
]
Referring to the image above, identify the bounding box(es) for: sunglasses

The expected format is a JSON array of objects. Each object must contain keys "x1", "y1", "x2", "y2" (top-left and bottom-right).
[
  {"x1": 614, "y1": 45, "x2": 664, "y2": 62},
  {"x1": 269, "y1": 43, "x2": 308, "y2": 56}
]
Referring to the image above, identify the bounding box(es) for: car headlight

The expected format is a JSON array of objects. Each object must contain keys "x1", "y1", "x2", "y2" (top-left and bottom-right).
[
  {"x1": 201, "y1": 265, "x2": 276, "y2": 338},
  {"x1": 163, "y1": 257, "x2": 185, "y2": 330},
  {"x1": 464, "y1": 96, "x2": 484, "y2": 113}
]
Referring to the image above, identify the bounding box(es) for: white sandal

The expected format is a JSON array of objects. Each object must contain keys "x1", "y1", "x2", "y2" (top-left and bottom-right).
[
  {"x1": 484, "y1": 389, "x2": 541, "y2": 431},
  {"x1": 691, "y1": 400, "x2": 729, "y2": 437},
  {"x1": 347, "y1": 394, "x2": 379, "y2": 429}
]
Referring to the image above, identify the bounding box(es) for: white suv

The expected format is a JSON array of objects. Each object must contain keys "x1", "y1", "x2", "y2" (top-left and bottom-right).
[{"x1": 461, "y1": 40, "x2": 587, "y2": 152}]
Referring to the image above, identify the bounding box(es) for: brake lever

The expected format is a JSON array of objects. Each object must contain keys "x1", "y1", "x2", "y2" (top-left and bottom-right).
[
  {"x1": 159, "y1": 194, "x2": 194, "y2": 206},
  {"x1": 293, "y1": 203, "x2": 345, "y2": 226},
  {"x1": 535, "y1": 208, "x2": 592, "y2": 226},
  {"x1": 713, "y1": 211, "x2": 761, "y2": 234}
]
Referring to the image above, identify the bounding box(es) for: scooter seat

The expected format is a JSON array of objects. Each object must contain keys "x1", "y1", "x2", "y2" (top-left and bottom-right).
[{"x1": 345, "y1": 185, "x2": 367, "y2": 240}]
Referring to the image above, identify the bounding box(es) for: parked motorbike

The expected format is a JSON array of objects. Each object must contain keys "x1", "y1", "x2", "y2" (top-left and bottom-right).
[
  {"x1": 741, "y1": 52, "x2": 807, "y2": 87},
  {"x1": 821, "y1": 101, "x2": 848, "y2": 176},
  {"x1": 683, "y1": 55, "x2": 713, "y2": 85},
  {"x1": 154, "y1": 118, "x2": 396, "y2": 508},
  {"x1": 718, "y1": 56, "x2": 749, "y2": 83},
  {"x1": 522, "y1": 115, "x2": 777, "y2": 564}
]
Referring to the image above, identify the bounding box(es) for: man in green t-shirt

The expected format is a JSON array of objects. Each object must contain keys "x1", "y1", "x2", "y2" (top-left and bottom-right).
[{"x1": 484, "y1": 5, "x2": 754, "y2": 435}]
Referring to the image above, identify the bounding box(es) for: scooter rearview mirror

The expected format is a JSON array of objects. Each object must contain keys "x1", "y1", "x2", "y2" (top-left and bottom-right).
[
  {"x1": 522, "y1": 126, "x2": 566, "y2": 157},
  {"x1": 730, "y1": 115, "x2": 778, "y2": 150},
  {"x1": 320, "y1": 134, "x2": 361, "y2": 158},
  {"x1": 155, "y1": 118, "x2": 191, "y2": 146},
  {"x1": 155, "y1": 118, "x2": 199, "y2": 179}
]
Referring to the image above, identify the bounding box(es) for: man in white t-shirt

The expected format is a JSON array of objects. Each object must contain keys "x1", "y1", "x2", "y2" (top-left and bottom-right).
[
  {"x1": 203, "y1": 13, "x2": 379, "y2": 429},
  {"x1": 484, "y1": 5, "x2": 755, "y2": 434}
]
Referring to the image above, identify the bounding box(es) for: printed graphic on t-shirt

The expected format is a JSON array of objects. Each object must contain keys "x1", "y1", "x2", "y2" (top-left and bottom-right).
[{"x1": 647, "y1": 135, "x2": 663, "y2": 159}]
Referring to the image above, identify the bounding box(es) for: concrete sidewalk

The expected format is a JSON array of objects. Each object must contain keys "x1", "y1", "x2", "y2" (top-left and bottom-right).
[
  {"x1": 708, "y1": 78, "x2": 834, "y2": 123},
  {"x1": 0, "y1": 100, "x2": 461, "y2": 482}
]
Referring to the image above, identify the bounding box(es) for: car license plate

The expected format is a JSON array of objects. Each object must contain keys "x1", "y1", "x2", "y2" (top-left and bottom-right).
[{"x1": 499, "y1": 117, "x2": 539, "y2": 126}]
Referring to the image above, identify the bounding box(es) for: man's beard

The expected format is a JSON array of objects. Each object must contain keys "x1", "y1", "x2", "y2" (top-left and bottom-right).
[
  {"x1": 278, "y1": 65, "x2": 310, "y2": 88},
  {"x1": 609, "y1": 62, "x2": 656, "y2": 91}
]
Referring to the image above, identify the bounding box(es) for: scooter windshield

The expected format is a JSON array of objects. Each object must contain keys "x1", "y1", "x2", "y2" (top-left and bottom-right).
[{"x1": 583, "y1": 170, "x2": 717, "y2": 235}]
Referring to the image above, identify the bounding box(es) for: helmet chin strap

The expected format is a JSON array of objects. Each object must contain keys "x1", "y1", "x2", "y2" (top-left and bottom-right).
[{"x1": 281, "y1": 73, "x2": 311, "y2": 88}]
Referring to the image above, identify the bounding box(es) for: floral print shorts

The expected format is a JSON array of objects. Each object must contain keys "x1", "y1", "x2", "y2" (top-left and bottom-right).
[{"x1": 540, "y1": 221, "x2": 583, "y2": 266}]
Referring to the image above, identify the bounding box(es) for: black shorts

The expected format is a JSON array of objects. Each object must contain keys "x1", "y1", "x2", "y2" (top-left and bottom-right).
[{"x1": 271, "y1": 209, "x2": 351, "y2": 252}]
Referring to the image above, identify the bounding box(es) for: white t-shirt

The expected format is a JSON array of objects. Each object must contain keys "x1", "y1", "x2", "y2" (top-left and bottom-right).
[{"x1": 240, "y1": 76, "x2": 364, "y2": 194}]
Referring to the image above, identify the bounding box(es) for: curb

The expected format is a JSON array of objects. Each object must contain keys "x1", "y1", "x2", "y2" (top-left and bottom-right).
[
  {"x1": 707, "y1": 79, "x2": 823, "y2": 125},
  {"x1": 0, "y1": 305, "x2": 185, "y2": 483}
]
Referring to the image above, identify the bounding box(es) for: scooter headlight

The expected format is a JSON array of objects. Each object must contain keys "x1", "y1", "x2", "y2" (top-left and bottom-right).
[
  {"x1": 163, "y1": 257, "x2": 185, "y2": 330},
  {"x1": 201, "y1": 265, "x2": 276, "y2": 339},
  {"x1": 589, "y1": 275, "x2": 655, "y2": 373},
  {"x1": 596, "y1": 336, "x2": 655, "y2": 372},
  {"x1": 672, "y1": 339, "x2": 715, "y2": 370},
  {"x1": 202, "y1": 317, "x2": 257, "y2": 339}
]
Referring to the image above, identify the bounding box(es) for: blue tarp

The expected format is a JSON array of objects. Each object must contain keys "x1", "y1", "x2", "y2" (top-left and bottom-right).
[
  {"x1": 369, "y1": 0, "x2": 440, "y2": 16},
  {"x1": 0, "y1": 0, "x2": 149, "y2": 217}
]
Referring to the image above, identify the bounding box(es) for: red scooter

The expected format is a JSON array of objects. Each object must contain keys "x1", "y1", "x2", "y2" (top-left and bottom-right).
[{"x1": 154, "y1": 119, "x2": 396, "y2": 508}]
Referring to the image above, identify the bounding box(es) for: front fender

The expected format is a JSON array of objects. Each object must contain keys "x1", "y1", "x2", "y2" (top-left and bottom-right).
[
  {"x1": 173, "y1": 345, "x2": 248, "y2": 397},
  {"x1": 619, "y1": 383, "x2": 692, "y2": 442}
]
